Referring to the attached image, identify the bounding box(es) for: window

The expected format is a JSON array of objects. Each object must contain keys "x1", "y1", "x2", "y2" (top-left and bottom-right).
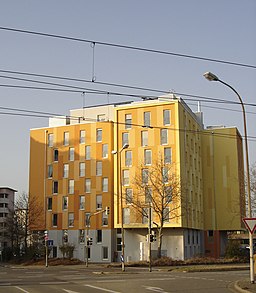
[
  {"x1": 102, "y1": 247, "x2": 108, "y2": 259},
  {"x1": 163, "y1": 207, "x2": 170, "y2": 222},
  {"x1": 52, "y1": 214, "x2": 58, "y2": 226},
  {"x1": 63, "y1": 164, "x2": 69, "y2": 178},
  {"x1": 96, "y1": 128, "x2": 102, "y2": 142},
  {"x1": 163, "y1": 109, "x2": 170, "y2": 125},
  {"x1": 123, "y1": 208, "x2": 130, "y2": 224},
  {"x1": 96, "y1": 195, "x2": 102, "y2": 210},
  {"x1": 48, "y1": 165, "x2": 53, "y2": 178},
  {"x1": 162, "y1": 167, "x2": 168, "y2": 183},
  {"x1": 54, "y1": 149, "x2": 59, "y2": 161},
  {"x1": 144, "y1": 149, "x2": 152, "y2": 165},
  {"x1": 96, "y1": 161, "x2": 102, "y2": 176},
  {"x1": 142, "y1": 207, "x2": 148, "y2": 224},
  {"x1": 161, "y1": 129, "x2": 168, "y2": 145},
  {"x1": 68, "y1": 213, "x2": 74, "y2": 227},
  {"x1": 47, "y1": 197, "x2": 52, "y2": 210},
  {"x1": 79, "y1": 230, "x2": 85, "y2": 243},
  {"x1": 85, "y1": 145, "x2": 91, "y2": 160},
  {"x1": 141, "y1": 131, "x2": 148, "y2": 146},
  {"x1": 164, "y1": 147, "x2": 172, "y2": 164},
  {"x1": 117, "y1": 237, "x2": 122, "y2": 252},
  {"x1": 122, "y1": 132, "x2": 129, "y2": 146},
  {"x1": 102, "y1": 144, "x2": 108, "y2": 158},
  {"x1": 165, "y1": 186, "x2": 172, "y2": 203},
  {"x1": 125, "y1": 188, "x2": 133, "y2": 204},
  {"x1": 85, "y1": 179, "x2": 91, "y2": 193},
  {"x1": 102, "y1": 213, "x2": 108, "y2": 226},
  {"x1": 64, "y1": 132, "x2": 69, "y2": 146},
  {"x1": 48, "y1": 133, "x2": 53, "y2": 147},
  {"x1": 79, "y1": 162, "x2": 85, "y2": 177},
  {"x1": 102, "y1": 178, "x2": 108, "y2": 192},
  {"x1": 97, "y1": 230, "x2": 102, "y2": 243},
  {"x1": 144, "y1": 111, "x2": 151, "y2": 127},
  {"x1": 85, "y1": 213, "x2": 91, "y2": 226},
  {"x1": 69, "y1": 147, "x2": 74, "y2": 161},
  {"x1": 63, "y1": 196, "x2": 68, "y2": 210},
  {"x1": 80, "y1": 195, "x2": 85, "y2": 210},
  {"x1": 68, "y1": 180, "x2": 74, "y2": 194},
  {"x1": 125, "y1": 114, "x2": 132, "y2": 129},
  {"x1": 80, "y1": 130, "x2": 85, "y2": 144},
  {"x1": 53, "y1": 181, "x2": 58, "y2": 194},
  {"x1": 142, "y1": 169, "x2": 149, "y2": 184},
  {"x1": 97, "y1": 114, "x2": 105, "y2": 121},
  {"x1": 122, "y1": 170, "x2": 129, "y2": 186},
  {"x1": 125, "y1": 150, "x2": 132, "y2": 167},
  {"x1": 145, "y1": 187, "x2": 152, "y2": 204},
  {"x1": 63, "y1": 230, "x2": 68, "y2": 243}
]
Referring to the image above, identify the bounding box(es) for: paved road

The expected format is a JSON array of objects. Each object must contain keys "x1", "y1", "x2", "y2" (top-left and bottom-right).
[{"x1": 0, "y1": 265, "x2": 249, "y2": 293}]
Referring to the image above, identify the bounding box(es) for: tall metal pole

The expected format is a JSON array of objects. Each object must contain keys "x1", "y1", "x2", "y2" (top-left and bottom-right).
[
  {"x1": 204, "y1": 72, "x2": 254, "y2": 283},
  {"x1": 119, "y1": 148, "x2": 125, "y2": 272},
  {"x1": 148, "y1": 205, "x2": 152, "y2": 272}
]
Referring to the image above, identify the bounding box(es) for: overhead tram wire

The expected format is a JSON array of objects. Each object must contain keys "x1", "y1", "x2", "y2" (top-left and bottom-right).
[
  {"x1": 0, "y1": 72, "x2": 256, "y2": 108},
  {"x1": 0, "y1": 27, "x2": 256, "y2": 69}
]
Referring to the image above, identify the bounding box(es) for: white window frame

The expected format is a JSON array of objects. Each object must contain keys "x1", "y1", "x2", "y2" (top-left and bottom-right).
[
  {"x1": 144, "y1": 111, "x2": 151, "y2": 127},
  {"x1": 85, "y1": 178, "x2": 91, "y2": 193},
  {"x1": 122, "y1": 170, "x2": 129, "y2": 186},
  {"x1": 102, "y1": 144, "x2": 108, "y2": 158},
  {"x1": 144, "y1": 149, "x2": 152, "y2": 165},
  {"x1": 125, "y1": 150, "x2": 132, "y2": 167},
  {"x1": 64, "y1": 132, "x2": 69, "y2": 146},
  {"x1": 85, "y1": 145, "x2": 91, "y2": 160},
  {"x1": 141, "y1": 131, "x2": 148, "y2": 147},
  {"x1": 63, "y1": 196, "x2": 68, "y2": 210},
  {"x1": 79, "y1": 195, "x2": 85, "y2": 210},
  {"x1": 164, "y1": 147, "x2": 172, "y2": 164},
  {"x1": 68, "y1": 179, "x2": 74, "y2": 194},
  {"x1": 161, "y1": 129, "x2": 168, "y2": 145},
  {"x1": 102, "y1": 177, "x2": 108, "y2": 192},
  {"x1": 69, "y1": 147, "x2": 75, "y2": 161},
  {"x1": 163, "y1": 109, "x2": 170, "y2": 125},
  {"x1": 125, "y1": 114, "x2": 132, "y2": 129},
  {"x1": 96, "y1": 161, "x2": 102, "y2": 176},
  {"x1": 96, "y1": 194, "x2": 102, "y2": 210},
  {"x1": 79, "y1": 162, "x2": 85, "y2": 177},
  {"x1": 80, "y1": 130, "x2": 85, "y2": 144},
  {"x1": 96, "y1": 128, "x2": 102, "y2": 142},
  {"x1": 63, "y1": 163, "x2": 69, "y2": 178}
]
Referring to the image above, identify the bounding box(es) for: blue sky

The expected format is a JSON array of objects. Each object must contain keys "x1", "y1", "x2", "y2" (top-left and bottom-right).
[{"x1": 0, "y1": 0, "x2": 255, "y2": 194}]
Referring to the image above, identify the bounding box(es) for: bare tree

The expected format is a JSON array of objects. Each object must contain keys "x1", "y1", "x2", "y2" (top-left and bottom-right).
[{"x1": 129, "y1": 157, "x2": 182, "y2": 258}]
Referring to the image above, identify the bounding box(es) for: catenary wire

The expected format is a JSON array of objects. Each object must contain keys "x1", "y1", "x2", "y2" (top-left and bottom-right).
[{"x1": 0, "y1": 26, "x2": 255, "y2": 69}]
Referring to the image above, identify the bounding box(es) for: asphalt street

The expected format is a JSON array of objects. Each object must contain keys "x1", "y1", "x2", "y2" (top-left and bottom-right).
[{"x1": 0, "y1": 264, "x2": 252, "y2": 293}]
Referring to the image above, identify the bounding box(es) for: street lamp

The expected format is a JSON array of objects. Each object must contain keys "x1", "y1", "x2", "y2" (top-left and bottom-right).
[
  {"x1": 112, "y1": 142, "x2": 129, "y2": 272},
  {"x1": 204, "y1": 71, "x2": 254, "y2": 283}
]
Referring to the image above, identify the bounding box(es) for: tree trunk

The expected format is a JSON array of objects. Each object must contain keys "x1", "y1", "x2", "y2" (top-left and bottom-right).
[{"x1": 157, "y1": 226, "x2": 163, "y2": 258}]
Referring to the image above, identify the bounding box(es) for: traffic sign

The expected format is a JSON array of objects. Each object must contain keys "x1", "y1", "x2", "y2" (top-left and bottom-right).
[{"x1": 243, "y1": 218, "x2": 256, "y2": 234}]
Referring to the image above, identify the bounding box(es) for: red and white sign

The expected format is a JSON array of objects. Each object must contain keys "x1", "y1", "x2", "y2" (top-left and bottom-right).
[{"x1": 243, "y1": 218, "x2": 256, "y2": 234}]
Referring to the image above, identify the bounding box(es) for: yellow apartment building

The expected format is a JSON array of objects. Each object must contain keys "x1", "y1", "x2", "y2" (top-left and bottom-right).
[{"x1": 29, "y1": 95, "x2": 245, "y2": 262}]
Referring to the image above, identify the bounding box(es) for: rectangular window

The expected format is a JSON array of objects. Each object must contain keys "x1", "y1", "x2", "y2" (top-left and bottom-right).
[
  {"x1": 144, "y1": 149, "x2": 152, "y2": 165},
  {"x1": 96, "y1": 129, "x2": 102, "y2": 142},
  {"x1": 85, "y1": 213, "x2": 91, "y2": 226},
  {"x1": 54, "y1": 149, "x2": 59, "y2": 162},
  {"x1": 79, "y1": 230, "x2": 85, "y2": 243},
  {"x1": 102, "y1": 246, "x2": 108, "y2": 259},
  {"x1": 63, "y1": 164, "x2": 69, "y2": 178},
  {"x1": 97, "y1": 114, "x2": 106, "y2": 121},
  {"x1": 164, "y1": 147, "x2": 172, "y2": 164},
  {"x1": 162, "y1": 167, "x2": 168, "y2": 183},
  {"x1": 125, "y1": 114, "x2": 132, "y2": 129},
  {"x1": 68, "y1": 180, "x2": 74, "y2": 194},
  {"x1": 123, "y1": 208, "x2": 130, "y2": 224},
  {"x1": 69, "y1": 147, "x2": 74, "y2": 161},
  {"x1": 96, "y1": 195, "x2": 102, "y2": 210},
  {"x1": 64, "y1": 132, "x2": 69, "y2": 146},
  {"x1": 163, "y1": 207, "x2": 170, "y2": 222},
  {"x1": 117, "y1": 237, "x2": 122, "y2": 252},
  {"x1": 142, "y1": 169, "x2": 149, "y2": 184},
  {"x1": 68, "y1": 213, "x2": 74, "y2": 227},
  {"x1": 144, "y1": 111, "x2": 151, "y2": 127},
  {"x1": 47, "y1": 197, "x2": 52, "y2": 210},
  {"x1": 53, "y1": 181, "x2": 58, "y2": 194},
  {"x1": 122, "y1": 132, "x2": 129, "y2": 146},
  {"x1": 52, "y1": 214, "x2": 58, "y2": 227},
  {"x1": 102, "y1": 178, "x2": 108, "y2": 192},
  {"x1": 97, "y1": 230, "x2": 102, "y2": 243},
  {"x1": 102, "y1": 144, "x2": 108, "y2": 158},
  {"x1": 85, "y1": 145, "x2": 91, "y2": 160},
  {"x1": 161, "y1": 129, "x2": 168, "y2": 145},
  {"x1": 102, "y1": 213, "x2": 108, "y2": 226},
  {"x1": 141, "y1": 131, "x2": 148, "y2": 146},
  {"x1": 80, "y1": 195, "x2": 85, "y2": 210},
  {"x1": 80, "y1": 130, "x2": 85, "y2": 144},
  {"x1": 79, "y1": 162, "x2": 85, "y2": 177},
  {"x1": 165, "y1": 186, "x2": 172, "y2": 203},
  {"x1": 48, "y1": 133, "x2": 53, "y2": 147},
  {"x1": 125, "y1": 188, "x2": 133, "y2": 204},
  {"x1": 142, "y1": 207, "x2": 148, "y2": 224},
  {"x1": 163, "y1": 109, "x2": 170, "y2": 125},
  {"x1": 145, "y1": 187, "x2": 152, "y2": 204},
  {"x1": 48, "y1": 165, "x2": 53, "y2": 178},
  {"x1": 96, "y1": 161, "x2": 102, "y2": 176},
  {"x1": 85, "y1": 179, "x2": 91, "y2": 193},
  {"x1": 63, "y1": 196, "x2": 68, "y2": 210},
  {"x1": 122, "y1": 170, "x2": 129, "y2": 186},
  {"x1": 125, "y1": 150, "x2": 132, "y2": 167}
]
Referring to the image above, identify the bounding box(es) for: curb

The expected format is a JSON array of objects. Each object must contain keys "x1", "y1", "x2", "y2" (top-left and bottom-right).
[{"x1": 234, "y1": 281, "x2": 253, "y2": 293}]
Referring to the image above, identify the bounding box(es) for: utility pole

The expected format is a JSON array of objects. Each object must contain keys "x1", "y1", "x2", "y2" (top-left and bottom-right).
[{"x1": 148, "y1": 205, "x2": 152, "y2": 272}]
